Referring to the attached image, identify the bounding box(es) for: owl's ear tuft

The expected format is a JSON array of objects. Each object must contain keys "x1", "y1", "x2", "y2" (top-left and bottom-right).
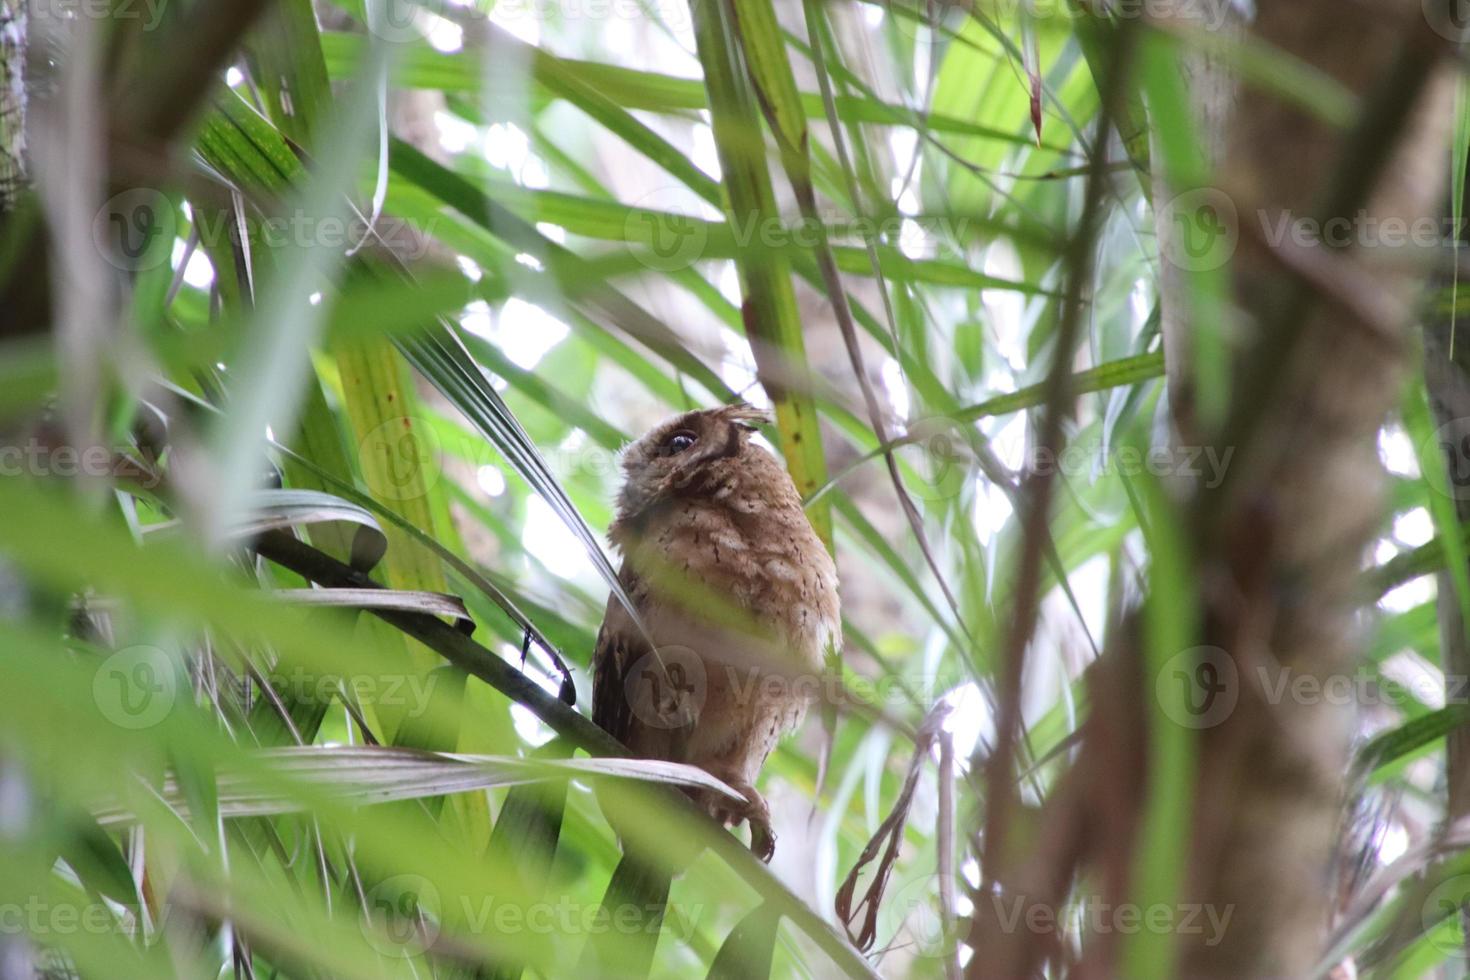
[{"x1": 723, "y1": 402, "x2": 773, "y2": 431}]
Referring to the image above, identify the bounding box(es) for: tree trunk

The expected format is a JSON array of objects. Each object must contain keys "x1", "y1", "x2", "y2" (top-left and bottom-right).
[
  {"x1": 0, "y1": 0, "x2": 24, "y2": 210},
  {"x1": 1151, "y1": 0, "x2": 1239, "y2": 442},
  {"x1": 1157, "y1": 4, "x2": 1453, "y2": 976},
  {"x1": 971, "y1": 5, "x2": 1457, "y2": 978}
]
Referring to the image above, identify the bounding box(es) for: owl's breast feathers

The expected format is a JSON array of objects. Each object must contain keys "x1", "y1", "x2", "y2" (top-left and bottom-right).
[{"x1": 611, "y1": 445, "x2": 839, "y2": 667}]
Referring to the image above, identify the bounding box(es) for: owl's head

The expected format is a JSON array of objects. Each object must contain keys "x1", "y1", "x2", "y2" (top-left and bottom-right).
[{"x1": 612, "y1": 403, "x2": 773, "y2": 529}]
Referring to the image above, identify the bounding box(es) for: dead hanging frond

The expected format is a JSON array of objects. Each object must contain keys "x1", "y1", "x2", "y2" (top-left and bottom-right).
[{"x1": 836, "y1": 702, "x2": 952, "y2": 951}]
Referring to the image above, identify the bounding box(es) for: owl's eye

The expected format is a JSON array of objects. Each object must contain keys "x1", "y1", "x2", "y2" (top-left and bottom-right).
[{"x1": 662, "y1": 430, "x2": 697, "y2": 455}]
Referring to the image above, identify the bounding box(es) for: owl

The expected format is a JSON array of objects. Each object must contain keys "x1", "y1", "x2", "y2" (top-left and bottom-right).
[{"x1": 592, "y1": 403, "x2": 840, "y2": 860}]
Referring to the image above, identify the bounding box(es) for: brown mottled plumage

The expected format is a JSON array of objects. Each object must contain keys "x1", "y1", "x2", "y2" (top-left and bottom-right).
[{"x1": 592, "y1": 403, "x2": 839, "y2": 860}]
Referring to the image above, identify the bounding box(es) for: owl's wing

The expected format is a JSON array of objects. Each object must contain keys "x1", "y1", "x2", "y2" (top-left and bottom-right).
[{"x1": 592, "y1": 571, "x2": 645, "y2": 744}]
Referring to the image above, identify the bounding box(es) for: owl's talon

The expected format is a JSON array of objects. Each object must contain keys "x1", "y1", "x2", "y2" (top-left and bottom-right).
[
  {"x1": 713, "y1": 780, "x2": 775, "y2": 862},
  {"x1": 749, "y1": 816, "x2": 776, "y2": 863}
]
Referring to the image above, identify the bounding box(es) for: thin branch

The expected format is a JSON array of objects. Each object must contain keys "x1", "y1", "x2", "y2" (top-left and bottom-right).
[{"x1": 980, "y1": 25, "x2": 1131, "y2": 897}]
